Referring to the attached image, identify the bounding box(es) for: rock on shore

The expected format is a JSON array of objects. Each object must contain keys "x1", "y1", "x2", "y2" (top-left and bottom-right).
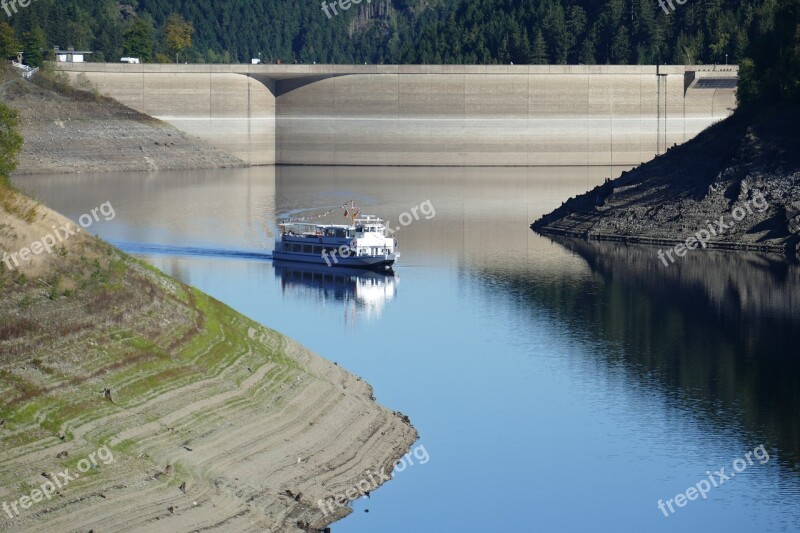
[{"x1": 532, "y1": 105, "x2": 800, "y2": 256}]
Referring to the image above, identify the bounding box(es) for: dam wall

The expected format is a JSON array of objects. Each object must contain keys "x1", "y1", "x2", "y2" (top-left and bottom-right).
[
  {"x1": 57, "y1": 64, "x2": 737, "y2": 167},
  {"x1": 60, "y1": 65, "x2": 276, "y2": 165}
]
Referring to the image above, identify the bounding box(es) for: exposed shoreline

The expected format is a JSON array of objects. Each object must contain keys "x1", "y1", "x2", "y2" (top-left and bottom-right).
[
  {"x1": 533, "y1": 227, "x2": 793, "y2": 255},
  {"x1": 1, "y1": 69, "x2": 245, "y2": 175},
  {"x1": 532, "y1": 106, "x2": 800, "y2": 258},
  {"x1": 0, "y1": 193, "x2": 418, "y2": 532}
]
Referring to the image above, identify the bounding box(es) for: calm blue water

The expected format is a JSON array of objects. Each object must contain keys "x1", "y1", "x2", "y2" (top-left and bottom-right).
[{"x1": 19, "y1": 166, "x2": 800, "y2": 533}]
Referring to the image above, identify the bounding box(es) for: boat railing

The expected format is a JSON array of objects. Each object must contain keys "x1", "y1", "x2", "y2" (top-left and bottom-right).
[{"x1": 355, "y1": 215, "x2": 384, "y2": 224}]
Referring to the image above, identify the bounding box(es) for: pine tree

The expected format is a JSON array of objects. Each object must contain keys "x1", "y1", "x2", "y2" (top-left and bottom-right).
[
  {"x1": 21, "y1": 27, "x2": 46, "y2": 68},
  {"x1": 566, "y1": 6, "x2": 587, "y2": 63},
  {"x1": 123, "y1": 17, "x2": 154, "y2": 62},
  {"x1": 530, "y1": 29, "x2": 548, "y2": 64},
  {"x1": 0, "y1": 103, "x2": 23, "y2": 184},
  {"x1": 611, "y1": 25, "x2": 631, "y2": 63}
]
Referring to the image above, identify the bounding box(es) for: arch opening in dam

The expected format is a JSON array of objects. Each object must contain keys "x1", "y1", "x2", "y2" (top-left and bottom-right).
[{"x1": 56, "y1": 63, "x2": 737, "y2": 167}]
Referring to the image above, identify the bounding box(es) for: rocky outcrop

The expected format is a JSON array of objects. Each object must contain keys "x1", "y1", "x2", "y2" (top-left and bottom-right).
[{"x1": 532, "y1": 105, "x2": 800, "y2": 256}]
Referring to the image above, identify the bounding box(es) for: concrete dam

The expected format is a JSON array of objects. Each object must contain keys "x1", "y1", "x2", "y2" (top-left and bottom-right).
[{"x1": 57, "y1": 63, "x2": 737, "y2": 167}]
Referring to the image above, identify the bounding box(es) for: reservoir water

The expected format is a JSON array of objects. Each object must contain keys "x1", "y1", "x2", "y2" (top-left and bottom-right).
[{"x1": 19, "y1": 166, "x2": 800, "y2": 533}]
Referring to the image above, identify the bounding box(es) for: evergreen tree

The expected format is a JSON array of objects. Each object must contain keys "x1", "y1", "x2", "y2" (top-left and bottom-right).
[
  {"x1": 0, "y1": 103, "x2": 23, "y2": 185},
  {"x1": 123, "y1": 17, "x2": 154, "y2": 62},
  {"x1": 531, "y1": 29, "x2": 549, "y2": 64},
  {"x1": 739, "y1": 0, "x2": 800, "y2": 106},
  {"x1": 21, "y1": 27, "x2": 46, "y2": 68},
  {"x1": 580, "y1": 28, "x2": 598, "y2": 64},
  {"x1": 566, "y1": 6, "x2": 588, "y2": 63},
  {"x1": 0, "y1": 22, "x2": 19, "y2": 60},
  {"x1": 611, "y1": 25, "x2": 632, "y2": 63}
]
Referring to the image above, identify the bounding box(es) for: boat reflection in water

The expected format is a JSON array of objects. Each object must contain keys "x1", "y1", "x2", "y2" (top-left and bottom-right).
[{"x1": 272, "y1": 261, "x2": 398, "y2": 322}]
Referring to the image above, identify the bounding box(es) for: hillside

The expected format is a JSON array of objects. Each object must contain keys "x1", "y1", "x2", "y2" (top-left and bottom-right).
[
  {"x1": 0, "y1": 67, "x2": 244, "y2": 174},
  {"x1": 532, "y1": 105, "x2": 800, "y2": 256},
  {"x1": 0, "y1": 185, "x2": 417, "y2": 531}
]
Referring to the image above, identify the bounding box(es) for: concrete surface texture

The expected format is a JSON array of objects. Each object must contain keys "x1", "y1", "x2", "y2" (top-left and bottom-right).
[{"x1": 57, "y1": 64, "x2": 737, "y2": 166}]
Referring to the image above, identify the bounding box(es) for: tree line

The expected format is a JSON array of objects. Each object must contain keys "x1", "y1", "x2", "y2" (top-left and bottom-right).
[{"x1": 0, "y1": 0, "x2": 797, "y2": 106}]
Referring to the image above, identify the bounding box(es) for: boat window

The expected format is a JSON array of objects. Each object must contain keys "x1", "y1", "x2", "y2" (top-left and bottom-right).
[{"x1": 303, "y1": 245, "x2": 313, "y2": 253}]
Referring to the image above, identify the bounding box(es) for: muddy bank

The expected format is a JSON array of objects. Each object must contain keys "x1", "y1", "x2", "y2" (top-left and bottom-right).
[{"x1": 532, "y1": 106, "x2": 800, "y2": 257}]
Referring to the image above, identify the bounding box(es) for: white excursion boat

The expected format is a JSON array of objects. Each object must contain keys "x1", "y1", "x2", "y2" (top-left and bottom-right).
[{"x1": 273, "y1": 214, "x2": 399, "y2": 269}]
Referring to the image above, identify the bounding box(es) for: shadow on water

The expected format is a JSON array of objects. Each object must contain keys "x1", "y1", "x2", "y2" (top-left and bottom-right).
[{"x1": 503, "y1": 235, "x2": 800, "y2": 471}]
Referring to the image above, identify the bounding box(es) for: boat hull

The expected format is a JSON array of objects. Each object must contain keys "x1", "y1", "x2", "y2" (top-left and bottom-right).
[{"x1": 272, "y1": 251, "x2": 397, "y2": 269}]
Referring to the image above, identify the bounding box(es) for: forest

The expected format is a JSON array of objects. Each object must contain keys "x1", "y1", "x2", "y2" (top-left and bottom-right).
[{"x1": 0, "y1": 0, "x2": 797, "y2": 106}]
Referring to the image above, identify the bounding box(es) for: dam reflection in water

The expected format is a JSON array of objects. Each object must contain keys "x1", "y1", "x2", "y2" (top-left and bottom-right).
[{"x1": 19, "y1": 166, "x2": 800, "y2": 533}]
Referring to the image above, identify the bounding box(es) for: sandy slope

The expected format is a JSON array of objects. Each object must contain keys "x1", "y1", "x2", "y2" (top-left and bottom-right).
[{"x1": 0, "y1": 190, "x2": 416, "y2": 532}]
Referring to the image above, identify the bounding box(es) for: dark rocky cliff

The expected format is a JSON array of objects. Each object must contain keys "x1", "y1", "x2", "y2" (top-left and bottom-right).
[{"x1": 532, "y1": 105, "x2": 800, "y2": 257}]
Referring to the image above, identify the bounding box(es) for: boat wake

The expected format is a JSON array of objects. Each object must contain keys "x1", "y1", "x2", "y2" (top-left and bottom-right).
[{"x1": 111, "y1": 241, "x2": 272, "y2": 261}]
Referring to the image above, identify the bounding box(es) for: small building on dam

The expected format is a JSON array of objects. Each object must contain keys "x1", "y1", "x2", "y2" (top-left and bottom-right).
[{"x1": 56, "y1": 63, "x2": 737, "y2": 167}]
